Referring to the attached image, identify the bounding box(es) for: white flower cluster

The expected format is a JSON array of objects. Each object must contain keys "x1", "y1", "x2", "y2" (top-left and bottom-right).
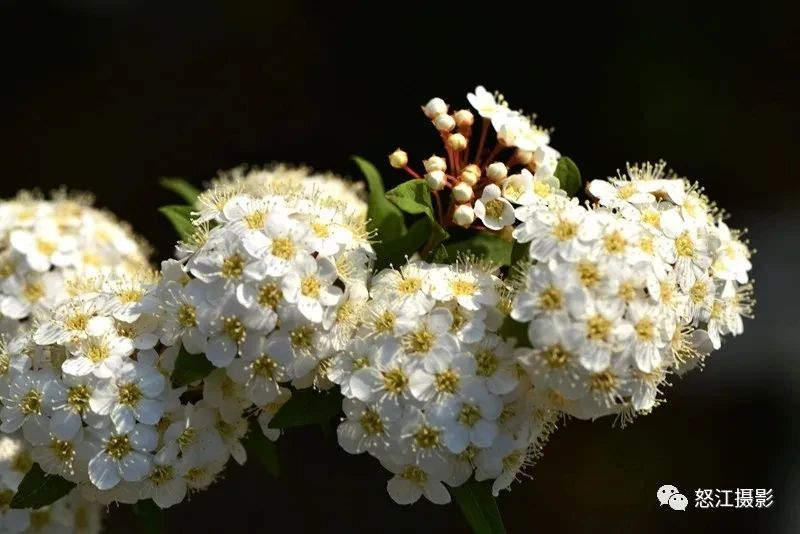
[
  {"x1": 511, "y1": 162, "x2": 754, "y2": 420},
  {"x1": 166, "y1": 167, "x2": 373, "y2": 437},
  {"x1": 1, "y1": 273, "x2": 238, "y2": 510},
  {"x1": 209, "y1": 164, "x2": 369, "y2": 224},
  {"x1": 330, "y1": 260, "x2": 557, "y2": 504},
  {"x1": 390, "y1": 86, "x2": 564, "y2": 231},
  {"x1": 0, "y1": 192, "x2": 150, "y2": 338},
  {"x1": 0, "y1": 434, "x2": 102, "y2": 533}
]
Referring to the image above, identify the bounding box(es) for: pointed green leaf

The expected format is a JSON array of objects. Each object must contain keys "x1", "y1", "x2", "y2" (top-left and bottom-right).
[
  {"x1": 159, "y1": 177, "x2": 201, "y2": 206},
  {"x1": 171, "y1": 346, "x2": 214, "y2": 387},
  {"x1": 158, "y1": 205, "x2": 195, "y2": 241},
  {"x1": 436, "y1": 232, "x2": 512, "y2": 266},
  {"x1": 133, "y1": 499, "x2": 165, "y2": 534},
  {"x1": 268, "y1": 388, "x2": 342, "y2": 429},
  {"x1": 10, "y1": 464, "x2": 75, "y2": 509},
  {"x1": 385, "y1": 179, "x2": 435, "y2": 220},
  {"x1": 352, "y1": 156, "x2": 406, "y2": 239},
  {"x1": 450, "y1": 479, "x2": 506, "y2": 534},
  {"x1": 554, "y1": 156, "x2": 582, "y2": 196},
  {"x1": 244, "y1": 420, "x2": 280, "y2": 478}
]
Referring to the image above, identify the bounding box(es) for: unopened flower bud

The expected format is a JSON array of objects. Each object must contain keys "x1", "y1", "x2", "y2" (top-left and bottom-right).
[
  {"x1": 452, "y1": 182, "x2": 474, "y2": 202},
  {"x1": 454, "y1": 109, "x2": 474, "y2": 129},
  {"x1": 388, "y1": 149, "x2": 408, "y2": 169},
  {"x1": 459, "y1": 169, "x2": 479, "y2": 186},
  {"x1": 433, "y1": 113, "x2": 456, "y2": 132},
  {"x1": 423, "y1": 97, "x2": 447, "y2": 119},
  {"x1": 453, "y1": 204, "x2": 475, "y2": 227},
  {"x1": 515, "y1": 148, "x2": 534, "y2": 165},
  {"x1": 447, "y1": 133, "x2": 467, "y2": 151},
  {"x1": 423, "y1": 155, "x2": 447, "y2": 173},
  {"x1": 487, "y1": 162, "x2": 508, "y2": 183},
  {"x1": 425, "y1": 171, "x2": 446, "y2": 191}
]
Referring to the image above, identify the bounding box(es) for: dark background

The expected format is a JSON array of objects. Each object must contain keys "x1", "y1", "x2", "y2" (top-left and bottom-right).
[{"x1": 1, "y1": 1, "x2": 798, "y2": 532}]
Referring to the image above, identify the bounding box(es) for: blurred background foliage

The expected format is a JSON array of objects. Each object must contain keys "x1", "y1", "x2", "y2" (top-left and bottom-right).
[{"x1": 0, "y1": 1, "x2": 797, "y2": 532}]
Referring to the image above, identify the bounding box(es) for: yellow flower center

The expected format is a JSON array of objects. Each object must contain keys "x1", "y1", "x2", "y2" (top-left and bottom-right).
[
  {"x1": 475, "y1": 349, "x2": 499, "y2": 377},
  {"x1": 542, "y1": 344, "x2": 570, "y2": 368},
  {"x1": 252, "y1": 355, "x2": 278, "y2": 379},
  {"x1": 552, "y1": 219, "x2": 577, "y2": 241},
  {"x1": 587, "y1": 315, "x2": 611, "y2": 341},
  {"x1": 590, "y1": 371, "x2": 617, "y2": 392},
  {"x1": 675, "y1": 232, "x2": 694, "y2": 258},
  {"x1": 258, "y1": 283, "x2": 281, "y2": 308},
  {"x1": 404, "y1": 329, "x2": 435, "y2": 354},
  {"x1": 359, "y1": 408, "x2": 384, "y2": 435},
  {"x1": 300, "y1": 276, "x2": 321, "y2": 298},
  {"x1": 223, "y1": 316, "x2": 246, "y2": 343},
  {"x1": 105, "y1": 435, "x2": 133, "y2": 459},
  {"x1": 603, "y1": 231, "x2": 627, "y2": 254},
  {"x1": 244, "y1": 211, "x2": 266, "y2": 230},
  {"x1": 117, "y1": 383, "x2": 142, "y2": 406},
  {"x1": 434, "y1": 369, "x2": 460, "y2": 394},
  {"x1": 177, "y1": 303, "x2": 197, "y2": 327},
  {"x1": 450, "y1": 278, "x2": 476, "y2": 297},
  {"x1": 414, "y1": 425, "x2": 440, "y2": 448},
  {"x1": 635, "y1": 318, "x2": 655, "y2": 341},
  {"x1": 484, "y1": 198, "x2": 506, "y2": 219},
  {"x1": 458, "y1": 404, "x2": 482, "y2": 427},
  {"x1": 397, "y1": 277, "x2": 421, "y2": 294},
  {"x1": 271, "y1": 238, "x2": 295, "y2": 260},
  {"x1": 538, "y1": 286, "x2": 563, "y2": 311},
  {"x1": 221, "y1": 254, "x2": 244, "y2": 279},
  {"x1": 382, "y1": 368, "x2": 408, "y2": 394}
]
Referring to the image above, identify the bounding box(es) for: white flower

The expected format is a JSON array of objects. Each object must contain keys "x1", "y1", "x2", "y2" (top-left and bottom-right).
[
  {"x1": 408, "y1": 351, "x2": 482, "y2": 403},
  {"x1": 60, "y1": 332, "x2": 135, "y2": 378},
  {"x1": 0, "y1": 371, "x2": 57, "y2": 441},
  {"x1": 624, "y1": 300, "x2": 669, "y2": 372},
  {"x1": 384, "y1": 459, "x2": 451, "y2": 505},
  {"x1": 281, "y1": 255, "x2": 342, "y2": 323},
  {"x1": 336, "y1": 398, "x2": 397, "y2": 455},
  {"x1": 427, "y1": 392, "x2": 502, "y2": 452},
  {"x1": 466, "y1": 86, "x2": 508, "y2": 128},
  {"x1": 241, "y1": 218, "x2": 312, "y2": 277},
  {"x1": 227, "y1": 335, "x2": 292, "y2": 405},
  {"x1": 473, "y1": 184, "x2": 515, "y2": 230},
  {"x1": 87, "y1": 424, "x2": 157, "y2": 490},
  {"x1": 89, "y1": 357, "x2": 165, "y2": 433},
  {"x1": 513, "y1": 201, "x2": 600, "y2": 262},
  {"x1": 430, "y1": 265, "x2": 499, "y2": 311}
]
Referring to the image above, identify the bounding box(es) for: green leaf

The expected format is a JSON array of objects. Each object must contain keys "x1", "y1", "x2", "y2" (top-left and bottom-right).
[
  {"x1": 352, "y1": 156, "x2": 406, "y2": 239},
  {"x1": 509, "y1": 240, "x2": 528, "y2": 270},
  {"x1": 450, "y1": 479, "x2": 507, "y2": 534},
  {"x1": 10, "y1": 464, "x2": 75, "y2": 509},
  {"x1": 243, "y1": 420, "x2": 280, "y2": 478},
  {"x1": 171, "y1": 346, "x2": 214, "y2": 387},
  {"x1": 158, "y1": 205, "x2": 195, "y2": 241},
  {"x1": 498, "y1": 316, "x2": 531, "y2": 348},
  {"x1": 554, "y1": 156, "x2": 582, "y2": 196},
  {"x1": 160, "y1": 177, "x2": 201, "y2": 206},
  {"x1": 268, "y1": 388, "x2": 342, "y2": 429},
  {"x1": 436, "y1": 232, "x2": 512, "y2": 266},
  {"x1": 385, "y1": 179, "x2": 435, "y2": 220},
  {"x1": 133, "y1": 499, "x2": 166, "y2": 534},
  {"x1": 373, "y1": 217, "x2": 448, "y2": 271}
]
